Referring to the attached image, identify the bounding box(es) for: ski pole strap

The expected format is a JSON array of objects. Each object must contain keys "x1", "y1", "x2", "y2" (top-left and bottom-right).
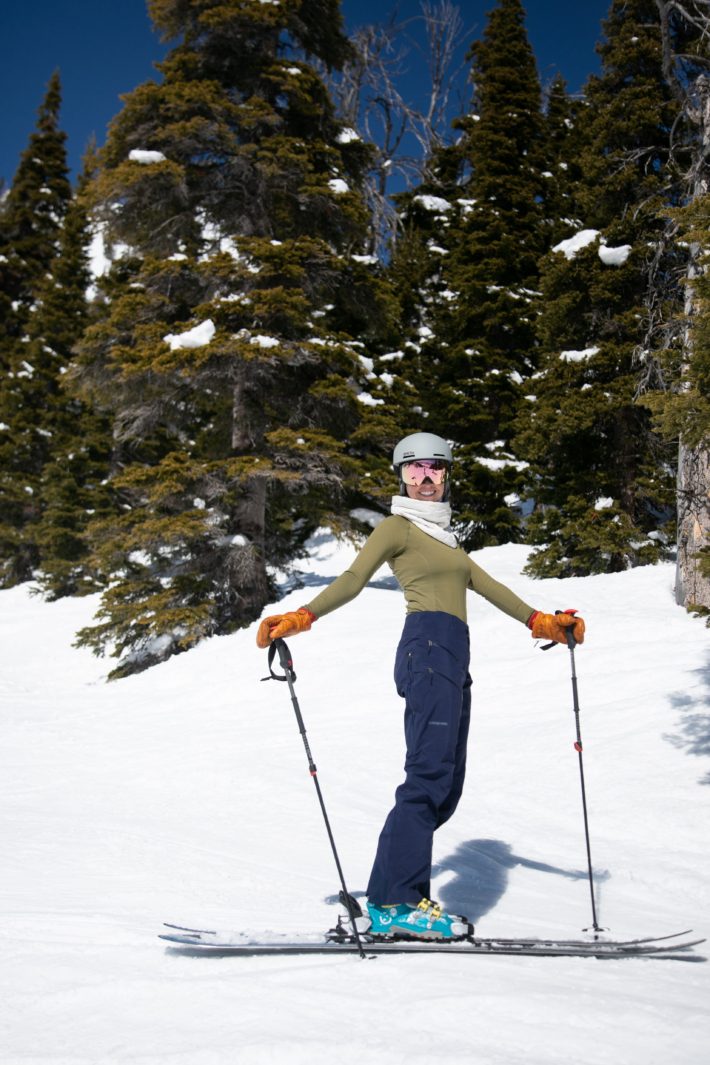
[{"x1": 261, "y1": 638, "x2": 296, "y2": 683}]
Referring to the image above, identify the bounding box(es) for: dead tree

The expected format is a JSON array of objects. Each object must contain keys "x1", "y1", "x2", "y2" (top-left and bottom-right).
[{"x1": 316, "y1": 2, "x2": 470, "y2": 254}]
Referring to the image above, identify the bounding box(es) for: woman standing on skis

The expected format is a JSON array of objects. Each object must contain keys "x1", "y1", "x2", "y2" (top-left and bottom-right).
[{"x1": 256, "y1": 432, "x2": 585, "y2": 941}]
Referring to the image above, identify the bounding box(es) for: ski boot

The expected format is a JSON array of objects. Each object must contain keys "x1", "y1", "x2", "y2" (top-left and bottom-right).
[{"x1": 366, "y1": 898, "x2": 473, "y2": 941}]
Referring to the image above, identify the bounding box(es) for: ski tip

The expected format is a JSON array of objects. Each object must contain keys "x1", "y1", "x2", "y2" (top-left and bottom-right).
[{"x1": 163, "y1": 922, "x2": 216, "y2": 936}]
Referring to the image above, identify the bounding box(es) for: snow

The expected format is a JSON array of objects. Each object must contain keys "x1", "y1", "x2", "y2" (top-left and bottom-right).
[
  {"x1": 356, "y1": 392, "x2": 384, "y2": 406},
  {"x1": 129, "y1": 149, "x2": 167, "y2": 164},
  {"x1": 328, "y1": 178, "x2": 349, "y2": 194},
  {"x1": 349, "y1": 508, "x2": 386, "y2": 528},
  {"x1": 594, "y1": 497, "x2": 615, "y2": 510},
  {"x1": 552, "y1": 229, "x2": 600, "y2": 260},
  {"x1": 250, "y1": 335, "x2": 280, "y2": 349},
  {"x1": 1, "y1": 534, "x2": 709, "y2": 1064},
  {"x1": 86, "y1": 223, "x2": 133, "y2": 296},
  {"x1": 87, "y1": 225, "x2": 110, "y2": 282},
  {"x1": 599, "y1": 243, "x2": 632, "y2": 266},
  {"x1": 476, "y1": 456, "x2": 530, "y2": 471},
  {"x1": 413, "y1": 195, "x2": 452, "y2": 213},
  {"x1": 560, "y1": 346, "x2": 600, "y2": 362},
  {"x1": 336, "y1": 128, "x2": 361, "y2": 144},
  {"x1": 163, "y1": 319, "x2": 216, "y2": 351}
]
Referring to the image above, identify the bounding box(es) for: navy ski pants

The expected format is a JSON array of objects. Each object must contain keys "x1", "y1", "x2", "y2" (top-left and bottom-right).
[{"x1": 366, "y1": 611, "x2": 472, "y2": 906}]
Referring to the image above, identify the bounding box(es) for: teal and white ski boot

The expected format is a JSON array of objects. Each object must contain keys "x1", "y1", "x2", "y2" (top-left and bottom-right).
[{"x1": 366, "y1": 898, "x2": 472, "y2": 940}]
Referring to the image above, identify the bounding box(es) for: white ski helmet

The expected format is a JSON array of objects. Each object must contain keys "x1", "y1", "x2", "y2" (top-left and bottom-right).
[
  {"x1": 393, "y1": 432, "x2": 453, "y2": 499},
  {"x1": 392, "y1": 432, "x2": 452, "y2": 467}
]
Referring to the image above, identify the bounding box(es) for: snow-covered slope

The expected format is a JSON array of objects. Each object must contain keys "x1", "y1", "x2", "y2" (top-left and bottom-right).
[{"x1": 2, "y1": 534, "x2": 709, "y2": 1064}]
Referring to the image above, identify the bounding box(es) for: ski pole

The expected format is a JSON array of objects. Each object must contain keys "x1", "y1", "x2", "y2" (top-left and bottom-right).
[
  {"x1": 561, "y1": 624, "x2": 602, "y2": 935},
  {"x1": 262, "y1": 637, "x2": 368, "y2": 959}
]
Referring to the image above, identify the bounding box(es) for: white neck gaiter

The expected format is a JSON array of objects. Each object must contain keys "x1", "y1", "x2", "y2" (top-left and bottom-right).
[{"x1": 390, "y1": 495, "x2": 458, "y2": 549}]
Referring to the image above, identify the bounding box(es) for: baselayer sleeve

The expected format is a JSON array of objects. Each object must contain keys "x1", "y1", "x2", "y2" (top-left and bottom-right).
[
  {"x1": 305, "y1": 518, "x2": 404, "y2": 619},
  {"x1": 468, "y1": 557, "x2": 535, "y2": 625}
]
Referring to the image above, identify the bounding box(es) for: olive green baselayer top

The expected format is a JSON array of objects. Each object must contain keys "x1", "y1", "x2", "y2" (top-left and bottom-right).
[{"x1": 305, "y1": 515, "x2": 535, "y2": 626}]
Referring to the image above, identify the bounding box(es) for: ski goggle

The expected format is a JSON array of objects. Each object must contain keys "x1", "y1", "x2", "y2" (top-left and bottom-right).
[{"x1": 400, "y1": 460, "x2": 449, "y2": 486}]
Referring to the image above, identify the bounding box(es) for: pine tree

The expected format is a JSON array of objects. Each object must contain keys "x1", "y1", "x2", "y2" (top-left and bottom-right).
[
  {"x1": 541, "y1": 73, "x2": 586, "y2": 247},
  {"x1": 0, "y1": 72, "x2": 71, "y2": 360},
  {"x1": 0, "y1": 71, "x2": 75, "y2": 585},
  {"x1": 384, "y1": 0, "x2": 547, "y2": 548},
  {"x1": 72, "y1": 0, "x2": 396, "y2": 676},
  {"x1": 515, "y1": 0, "x2": 679, "y2": 577},
  {"x1": 0, "y1": 152, "x2": 113, "y2": 591},
  {"x1": 31, "y1": 151, "x2": 115, "y2": 599}
]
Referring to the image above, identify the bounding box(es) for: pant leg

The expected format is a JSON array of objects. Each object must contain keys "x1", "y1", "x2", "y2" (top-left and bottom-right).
[
  {"x1": 366, "y1": 612, "x2": 471, "y2": 907},
  {"x1": 435, "y1": 671, "x2": 472, "y2": 829}
]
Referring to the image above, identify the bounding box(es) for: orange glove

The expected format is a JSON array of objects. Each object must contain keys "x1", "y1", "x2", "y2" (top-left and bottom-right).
[
  {"x1": 256, "y1": 606, "x2": 316, "y2": 648},
  {"x1": 527, "y1": 609, "x2": 585, "y2": 646}
]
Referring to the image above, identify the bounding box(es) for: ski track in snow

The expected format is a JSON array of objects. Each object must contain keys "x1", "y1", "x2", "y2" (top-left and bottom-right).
[{"x1": 1, "y1": 535, "x2": 709, "y2": 1064}]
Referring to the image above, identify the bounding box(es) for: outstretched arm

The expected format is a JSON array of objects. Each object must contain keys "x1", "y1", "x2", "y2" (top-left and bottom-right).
[
  {"x1": 256, "y1": 518, "x2": 404, "y2": 647},
  {"x1": 467, "y1": 559, "x2": 585, "y2": 644}
]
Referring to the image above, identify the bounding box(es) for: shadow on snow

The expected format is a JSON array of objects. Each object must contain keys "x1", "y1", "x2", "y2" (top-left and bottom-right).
[
  {"x1": 327, "y1": 839, "x2": 608, "y2": 926},
  {"x1": 432, "y1": 838, "x2": 606, "y2": 924},
  {"x1": 664, "y1": 650, "x2": 710, "y2": 785},
  {"x1": 277, "y1": 571, "x2": 400, "y2": 596}
]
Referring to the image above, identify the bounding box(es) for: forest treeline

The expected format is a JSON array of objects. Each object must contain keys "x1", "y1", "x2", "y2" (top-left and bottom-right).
[{"x1": 1, "y1": 0, "x2": 708, "y2": 677}]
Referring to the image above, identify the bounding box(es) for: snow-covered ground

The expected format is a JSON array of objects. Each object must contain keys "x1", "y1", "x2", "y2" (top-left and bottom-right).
[{"x1": 2, "y1": 533, "x2": 709, "y2": 1064}]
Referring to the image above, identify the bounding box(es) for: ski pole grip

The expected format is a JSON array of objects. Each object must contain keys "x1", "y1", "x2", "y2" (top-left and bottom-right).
[
  {"x1": 554, "y1": 609, "x2": 577, "y2": 649},
  {"x1": 275, "y1": 638, "x2": 295, "y2": 677},
  {"x1": 261, "y1": 638, "x2": 296, "y2": 682}
]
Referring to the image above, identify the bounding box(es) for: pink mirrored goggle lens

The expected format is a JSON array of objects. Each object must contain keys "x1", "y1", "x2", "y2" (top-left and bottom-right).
[{"x1": 400, "y1": 460, "x2": 448, "y2": 486}]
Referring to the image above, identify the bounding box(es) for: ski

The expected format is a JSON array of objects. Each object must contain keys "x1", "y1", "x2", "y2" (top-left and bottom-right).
[
  {"x1": 162, "y1": 921, "x2": 694, "y2": 949},
  {"x1": 160, "y1": 924, "x2": 705, "y2": 959}
]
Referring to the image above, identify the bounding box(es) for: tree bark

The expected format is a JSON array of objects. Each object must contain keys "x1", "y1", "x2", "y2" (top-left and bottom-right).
[
  {"x1": 654, "y1": 3, "x2": 710, "y2": 608},
  {"x1": 676, "y1": 440, "x2": 710, "y2": 606}
]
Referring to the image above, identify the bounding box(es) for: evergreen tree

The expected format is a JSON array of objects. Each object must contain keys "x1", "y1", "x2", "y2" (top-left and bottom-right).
[
  {"x1": 0, "y1": 72, "x2": 77, "y2": 586},
  {"x1": 515, "y1": 0, "x2": 679, "y2": 577},
  {"x1": 72, "y1": 0, "x2": 396, "y2": 676},
  {"x1": 32, "y1": 151, "x2": 115, "y2": 599},
  {"x1": 541, "y1": 73, "x2": 586, "y2": 247},
  {"x1": 0, "y1": 72, "x2": 71, "y2": 360},
  {"x1": 0, "y1": 152, "x2": 112, "y2": 591},
  {"x1": 384, "y1": 0, "x2": 547, "y2": 548}
]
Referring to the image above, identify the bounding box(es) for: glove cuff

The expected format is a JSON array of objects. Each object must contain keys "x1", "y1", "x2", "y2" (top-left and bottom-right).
[
  {"x1": 526, "y1": 610, "x2": 541, "y2": 630},
  {"x1": 298, "y1": 607, "x2": 317, "y2": 624}
]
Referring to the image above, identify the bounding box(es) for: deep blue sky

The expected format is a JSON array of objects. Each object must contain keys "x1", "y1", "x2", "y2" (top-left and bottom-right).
[{"x1": 0, "y1": 0, "x2": 611, "y2": 186}]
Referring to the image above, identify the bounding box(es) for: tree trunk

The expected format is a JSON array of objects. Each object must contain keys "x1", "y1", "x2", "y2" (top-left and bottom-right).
[
  {"x1": 676, "y1": 75, "x2": 710, "y2": 610},
  {"x1": 675, "y1": 441, "x2": 710, "y2": 607}
]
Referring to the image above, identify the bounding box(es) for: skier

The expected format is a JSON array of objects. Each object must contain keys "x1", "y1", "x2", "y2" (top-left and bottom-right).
[{"x1": 256, "y1": 432, "x2": 586, "y2": 941}]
